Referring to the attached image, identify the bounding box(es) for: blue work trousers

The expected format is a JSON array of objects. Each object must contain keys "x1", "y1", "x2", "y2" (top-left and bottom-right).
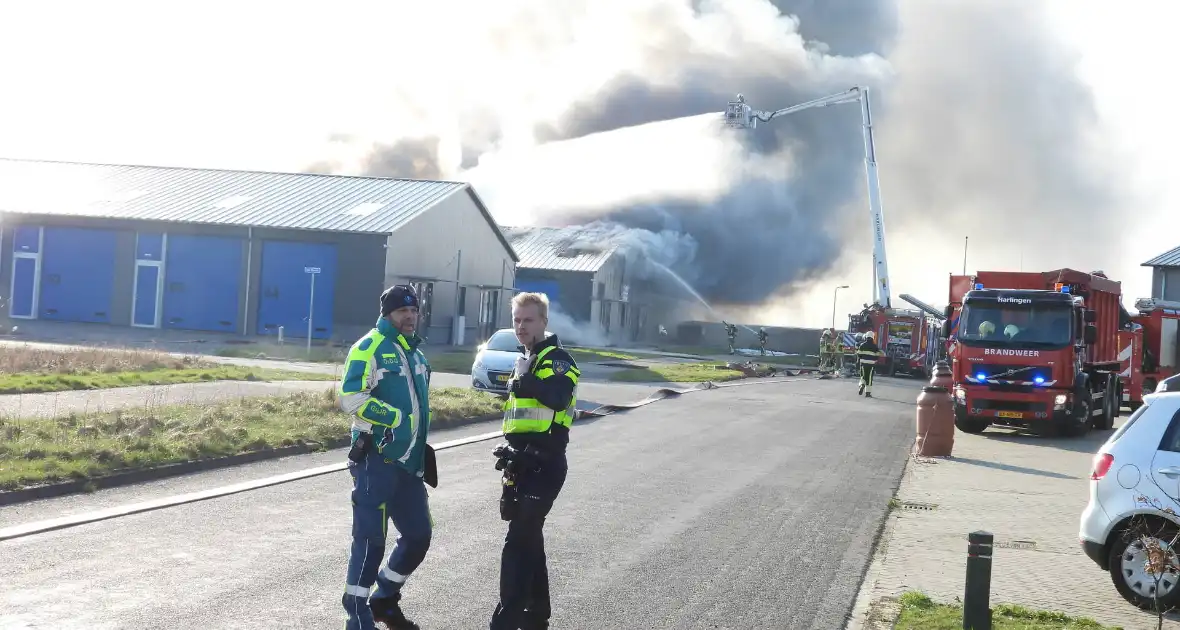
[{"x1": 342, "y1": 458, "x2": 433, "y2": 630}]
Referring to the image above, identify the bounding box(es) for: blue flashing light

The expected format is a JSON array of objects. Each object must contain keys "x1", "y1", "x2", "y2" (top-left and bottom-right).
[
  {"x1": 976, "y1": 372, "x2": 987, "y2": 381},
  {"x1": 1061, "y1": 286, "x2": 1070, "y2": 294},
  {"x1": 1034, "y1": 376, "x2": 1045, "y2": 385},
  {"x1": 973, "y1": 283, "x2": 984, "y2": 290}
]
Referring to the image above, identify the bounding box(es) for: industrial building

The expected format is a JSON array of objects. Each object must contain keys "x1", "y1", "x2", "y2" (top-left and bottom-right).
[
  {"x1": 1144, "y1": 245, "x2": 1180, "y2": 302},
  {"x1": 0, "y1": 158, "x2": 518, "y2": 345},
  {"x1": 501, "y1": 226, "x2": 636, "y2": 342}
]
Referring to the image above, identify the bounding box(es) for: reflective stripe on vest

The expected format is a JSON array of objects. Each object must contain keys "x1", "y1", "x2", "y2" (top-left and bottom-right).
[{"x1": 502, "y1": 345, "x2": 578, "y2": 434}]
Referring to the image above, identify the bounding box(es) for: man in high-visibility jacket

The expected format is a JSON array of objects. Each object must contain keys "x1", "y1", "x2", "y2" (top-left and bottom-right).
[
  {"x1": 339, "y1": 285, "x2": 435, "y2": 630},
  {"x1": 857, "y1": 331, "x2": 884, "y2": 398},
  {"x1": 490, "y1": 291, "x2": 579, "y2": 630}
]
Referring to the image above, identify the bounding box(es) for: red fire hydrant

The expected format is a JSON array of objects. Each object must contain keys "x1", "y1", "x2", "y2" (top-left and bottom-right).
[{"x1": 915, "y1": 360, "x2": 955, "y2": 456}]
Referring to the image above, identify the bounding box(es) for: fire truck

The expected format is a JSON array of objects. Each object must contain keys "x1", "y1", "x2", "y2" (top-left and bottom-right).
[
  {"x1": 1119, "y1": 297, "x2": 1180, "y2": 410},
  {"x1": 942, "y1": 269, "x2": 1124, "y2": 437},
  {"x1": 848, "y1": 294, "x2": 945, "y2": 378},
  {"x1": 848, "y1": 305, "x2": 936, "y2": 378}
]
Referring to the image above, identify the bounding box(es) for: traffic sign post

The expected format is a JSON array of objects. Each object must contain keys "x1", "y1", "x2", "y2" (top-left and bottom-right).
[{"x1": 304, "y1": 267, "x2": 321, "y2": 355}]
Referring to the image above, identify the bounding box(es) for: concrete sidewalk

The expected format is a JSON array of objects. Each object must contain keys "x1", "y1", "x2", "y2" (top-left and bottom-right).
[{"x1": 846, "y1": 422, "x2": 1179, "y2": 630}]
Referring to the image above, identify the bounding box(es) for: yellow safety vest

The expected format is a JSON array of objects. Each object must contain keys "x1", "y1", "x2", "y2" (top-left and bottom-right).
[{"x1": 502, "y1": 345, "x2": 580, "y2": 434}]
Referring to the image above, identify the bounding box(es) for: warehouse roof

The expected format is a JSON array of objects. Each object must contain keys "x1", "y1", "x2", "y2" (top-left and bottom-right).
[
  {"x1": 1143, "y1": 244, "x2": 1180, "y2": 269},
  {"x1": 0, "y1": 157, "x2": 518, "y2": 258},
  {"x1": 501, "y1": 225, "x2": 620, "y2": 273}
]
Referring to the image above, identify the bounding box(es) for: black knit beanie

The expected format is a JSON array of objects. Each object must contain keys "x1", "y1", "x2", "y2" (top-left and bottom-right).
[{"x1": 380, "y1": 285, "x2": 419, "y2": 316}]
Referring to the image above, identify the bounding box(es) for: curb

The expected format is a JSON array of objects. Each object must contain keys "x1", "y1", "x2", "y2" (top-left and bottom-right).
[{"x1": 0, "y1": 413, "x2": 500, "y2": 507}]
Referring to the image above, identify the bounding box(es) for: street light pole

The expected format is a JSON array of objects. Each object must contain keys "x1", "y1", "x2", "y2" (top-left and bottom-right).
[
  {"x1": 725, "y1": 87, "x2": 892, "y2": 309},
  {"x1": 832, "y1": 285, "x2": 849, "y2": 330}
]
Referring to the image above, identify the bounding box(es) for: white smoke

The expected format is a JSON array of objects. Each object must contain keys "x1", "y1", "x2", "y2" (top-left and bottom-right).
[
  {"x1": 0, "y1": 0, "x2": 1135, "y2": 326},
  {"x1": 546, "y1": 303, "x2": 611, "y2": 348}
]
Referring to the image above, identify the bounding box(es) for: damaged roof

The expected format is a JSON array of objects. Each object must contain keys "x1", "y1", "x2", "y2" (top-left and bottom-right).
[{"x1": 501, "y1": 225, "x2": 620, "y2": 273}]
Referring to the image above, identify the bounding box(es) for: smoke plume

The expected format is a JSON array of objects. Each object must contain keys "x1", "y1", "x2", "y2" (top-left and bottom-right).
[{"x1": 313, "y1": 0, "x2": 1125, "y2": 313}]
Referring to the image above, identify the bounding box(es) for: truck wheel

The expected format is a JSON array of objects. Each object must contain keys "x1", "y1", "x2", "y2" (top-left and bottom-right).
[
  {"x1": 1063, "y1": 390, "x2": 1093, "y2": 437},
  {"x1": 955, "y1": 416, "x2": 990, "y2": 434}
]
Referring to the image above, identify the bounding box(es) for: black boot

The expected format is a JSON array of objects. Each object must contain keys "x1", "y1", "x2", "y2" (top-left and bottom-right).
[{"x1": 370, "y1": 593, "x2": 420, "y2": 630}]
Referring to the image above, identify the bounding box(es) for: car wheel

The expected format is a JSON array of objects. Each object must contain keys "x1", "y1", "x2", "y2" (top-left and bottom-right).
[{"x1": 1109, "y1": 520, "x2": 1180, "y2": 611}]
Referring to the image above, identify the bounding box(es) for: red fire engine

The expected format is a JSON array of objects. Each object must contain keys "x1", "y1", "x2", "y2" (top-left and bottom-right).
[
  {"x1": 1119, "y1": 297, "x2": 1180, "y2": 410},
  {"x1": 848, "y1": 296, "x2": 944, "y2": 379},
  {"x1": 943, "y1": 269, "x2": 1124, "y2": 437}
]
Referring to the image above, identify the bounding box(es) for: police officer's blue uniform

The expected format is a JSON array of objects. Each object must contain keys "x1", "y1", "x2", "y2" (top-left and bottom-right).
[{"x1": 340, "y1": 286, "x2": 433, "y2": 630}]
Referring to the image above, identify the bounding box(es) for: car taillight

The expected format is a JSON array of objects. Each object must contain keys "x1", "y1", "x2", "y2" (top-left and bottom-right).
[{"x1": 1091, "y1": 453, "x2": 1114, "y2": 480}]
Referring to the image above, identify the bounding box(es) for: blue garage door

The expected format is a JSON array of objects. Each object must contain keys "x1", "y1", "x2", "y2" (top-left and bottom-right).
[
  {"x1": 163, "y1": 235, "x2": 242, "y2": 333},
  {"x1": 40, "y1": 227, "x2": 118, "y2": 323},
  {"x1": 515, "y1": 278, "x2": 562, "y2": 311},
  {"x1": 256, "y1": 240, "x2": 337, "y2": 339}
]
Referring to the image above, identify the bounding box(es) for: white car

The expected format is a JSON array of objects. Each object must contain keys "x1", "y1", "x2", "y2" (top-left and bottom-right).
[
  {"x1": 1079, "y1": 391, "x2": 1180, "y2": 610},
  {"x1": 471, "y1": 328, "x2": 551, "y2": 396}
]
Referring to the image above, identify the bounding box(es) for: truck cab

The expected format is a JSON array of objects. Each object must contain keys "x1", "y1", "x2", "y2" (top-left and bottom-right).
[{"x1": 945, "y1": 279, "x2": 1119, "y2": 437}]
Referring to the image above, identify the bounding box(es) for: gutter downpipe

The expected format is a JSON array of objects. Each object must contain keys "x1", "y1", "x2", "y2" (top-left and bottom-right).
[{"x1": 242, "y1": 226, "x2": 253, "y2": 336}]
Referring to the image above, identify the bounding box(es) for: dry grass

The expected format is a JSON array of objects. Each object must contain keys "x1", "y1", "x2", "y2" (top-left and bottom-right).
[
  {"x1": 0, "y1": 345, "x2": 211, "y2": 374},
  {"x1": 0, "y1": 345, "x2": 331, "y2": 393},
  {"x1": 0, "y1": 386, "x2": 504, "y2": 491},
  {"x1": 606, "y1": 362, "x2": 747, "y2": 383}
]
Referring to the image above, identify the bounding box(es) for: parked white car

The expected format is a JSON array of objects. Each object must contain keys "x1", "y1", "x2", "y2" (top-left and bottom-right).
[
  {"x1": 470, "y1": 328, "x2": 551, "y2": 396},
  {"x1": 1079, "y1": 391, "x2": 1180, "y2": 610}
]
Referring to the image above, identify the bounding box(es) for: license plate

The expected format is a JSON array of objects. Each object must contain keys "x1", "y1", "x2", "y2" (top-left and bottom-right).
[
  {"x1": 496, "y1": 375, "x2": 510, "y2": 383},
  {"x1": 997, "y1": 411, "x2": 1023, "y2": 419}
]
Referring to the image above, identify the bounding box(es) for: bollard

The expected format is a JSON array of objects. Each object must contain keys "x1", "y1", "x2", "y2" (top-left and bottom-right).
[
  {"x1": 277, "y1": 326, "x2": 284, "y2": 345},
  {"x1": 915, "y1": 361, "x2": 956, "y2": 456},
  {"x1": 963, "y1": 530, "x2": 993, "y2": 630}
]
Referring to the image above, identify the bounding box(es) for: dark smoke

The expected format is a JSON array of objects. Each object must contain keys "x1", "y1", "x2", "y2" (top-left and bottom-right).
[{"x1": 313, "y1": 0, "x2": 1125, "y2": 309}]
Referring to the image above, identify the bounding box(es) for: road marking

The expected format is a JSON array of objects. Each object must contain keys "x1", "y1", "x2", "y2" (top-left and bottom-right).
[{"x1": 0, "y1": 375, "x2": 817, "y2": 541}]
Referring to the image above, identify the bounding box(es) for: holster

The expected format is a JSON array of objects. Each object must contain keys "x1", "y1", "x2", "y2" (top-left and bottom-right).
[
  {"x1": 499, "y1": 479, "x2": 518, "y2": 521},
  {"x1": 347, "y1": 432, "x2": 373, "y2": 464}
]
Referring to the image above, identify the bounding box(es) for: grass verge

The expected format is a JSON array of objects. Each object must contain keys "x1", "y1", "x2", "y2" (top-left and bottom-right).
[
  {"x1": 0, "y1": 387, "x2": 503, "y2": 491},
  {"x1": 895, "y1": 592, "x2": 1116, "y2": 629},
  {"x1": 607, "y1": 362, "x2": 746, "y2": 383},
  {"x1": 0, "y1": 345, "x2": 334, "y2": 394}
]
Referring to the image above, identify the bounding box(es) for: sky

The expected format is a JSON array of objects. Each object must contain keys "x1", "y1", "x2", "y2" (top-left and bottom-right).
[{"x1": 0, "y1": 1, "x2": 1175, "y2": 328}]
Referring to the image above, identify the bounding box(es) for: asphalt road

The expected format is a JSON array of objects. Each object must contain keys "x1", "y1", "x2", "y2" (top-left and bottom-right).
[{"x1": 0, "y1": 376, "x2": 918, "y2": 630}]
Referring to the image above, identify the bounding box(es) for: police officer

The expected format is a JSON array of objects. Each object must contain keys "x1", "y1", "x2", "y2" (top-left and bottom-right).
[
  {"x1": 340, "y1": 285, "x2": 436, "y2": 630},
  {"x1": 758, "y1": 327, "x2": 769, "y2": 356},
  {"x1": 857, "y1": 331, "x2": 883, "y2": 398},
  {"x1": 490, "y1": 291, "x2": 580, "y2": 630}
]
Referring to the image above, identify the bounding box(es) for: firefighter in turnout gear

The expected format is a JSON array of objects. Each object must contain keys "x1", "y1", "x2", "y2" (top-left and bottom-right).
[
  {"x1": 758, "y1": 327, "x2": 769, "y2": 356},
  {"x1": 857, "y1": 331, "x2": 884, "y2": 398},
  {"x1": 819, "y1": 329, "x2": 836, "y2": 372},
  {"x1": 490, "y1": 292, "x2": 579, "y2": 630},
  {"x1": 339, "y1": 285, "x2": 436, "y2": 630},
  {"x1": 723, "y1": 321, "x2": 738, "y2": 354}
]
